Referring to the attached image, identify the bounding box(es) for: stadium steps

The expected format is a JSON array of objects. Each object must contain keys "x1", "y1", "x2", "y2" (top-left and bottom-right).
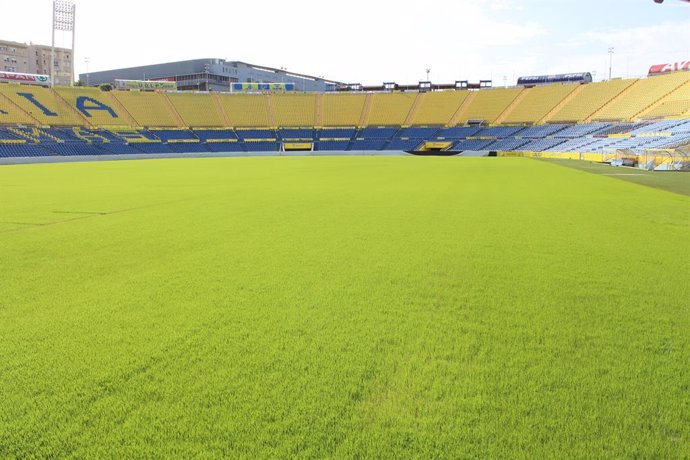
[
  {"x1": 160, "y1": 93, "x2": 187, "y2": 128},
  {"x1": 104, "y1": 92, "x2": 140, "y2": 128},
  {"x1": 403, "y1": 93, "x2": 425, "y2": 126},
  {"x1": 72, "y1": 127, "x2": 109, "y2": 143},
  {"x1": 0, "y1": 93, "x2": 43, "y2": 126},
  {"x1": 52, "y1": 89, "x2": 92, "y2": 128},
  {"x1": 539, "y1": 84, "x2": 585, "y2": 124},
  {"x1": 266, "y1": 94, "x2": 277, "y2": 128},
  {"x1": 7, "y1": 127, "x2": 40, "y2": 143},
  {"x1": 314, "y1": 93, "x2": 323, "y2": 127},
  {"x1": 447, "y1": 91, "x2": 477, "y2": 127},
  {"x1": 586, "y1": 80, "x2": 641, "y2": 122},
  {"x1": 636, "y1": 78, "x2": 690, "y2": 120},
  {"x1": 358, "y1": 93, "x2": 373, "y2": 127},
  {"x1": 494, "y1": 87, "x2": 528, "y2": 125},
  {"x1": 210, "y1": 93, "x2": 232, "y2": 127}
]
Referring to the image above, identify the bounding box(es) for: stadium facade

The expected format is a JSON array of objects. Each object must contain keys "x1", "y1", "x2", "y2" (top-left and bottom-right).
[
  {"x1": 0, "y1": 39, "x2": 73, "y2": 86},
  {"x1": 80, "y1": 59, "x2": 342, "y2": 92}
]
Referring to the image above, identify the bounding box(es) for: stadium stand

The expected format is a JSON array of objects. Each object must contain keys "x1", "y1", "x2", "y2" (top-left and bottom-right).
[
  {"x1": 321, "y1": 93, "x2": 366, "y2": 127},
  {"x1": 357, "y1": 127, "x2": 399, "y2": 139},
  {"x1": 0, "y1": 92, "x2": 38, "y2": 126},
  {"x1": 193, "y1": 129, "x2": 238, "y2": 141},
  {"x1": 409, "y1": 91, "x2": 469, "y2": 126},
  {"x1": 111, "y1": 91, "x2": 181, "y2": 127},
  {"x1": 366, "y1": 93, "x2": 417, "y2": 126},
  {"x1": 235, "y1": 129, "x2": 276, "y2": 140},
  {"x1": 435, "y1": 126, "x2": 482, "y2": 139},
  {"x1": 553, "y1": 123, "x2": 611, "y2": 138},
  {"x1": 148, "y1": 129, "x2": 198, "y2": 141},
  {"x1": 455, "y1": 87, "x2": 523, "y2": 124},
  {"x1": 396, "y1": 127, "x2": 440, "y2": 138},
  {"x1": 642, "y1": 78, "x2": 690, "y2": 118},
  {"x1": 278, "y1": 128, "x2": 314, "y2": 140},
  {"x1": 350, "y1": 139, "x2": 388, "y2": 150},
  {"x1": 54, "y1": 86, "x2": 131, "y2": 127},
  {"x1": 166, "y1": 93, "x2": 225, "y2": 127},
  {"x1": 592, "y1": 72, "x2": 690, "y2": 121},
  {"x1": 318, "y1": 128, "x2": 356, "y2": 139},
  {"x1": 501, "y1": 84, "x2": 578, "y2": 124},
  {"x1": 385, "y1": 139, "x2": 424, "y2": 151},
  {"x1": 316, "y1": 141, "x2": 351, "y2": 151},
  {"x1": 218, "y1": 94, "x2": 272, "y2": 127},
  {"x1": 0, "y1": 84, "x2": 86, "y2": 126},
  {"x1": 272, "y1": 93, "x2": 317, "y2": 127},
  {"x1": 518, "y1": 124, "x2": 568, "y2": 138},
  {"x1": 2, "y1": 74, "x2": 690, "y2": 160},
  {"x1": 548, "y1": 79, "x2": 635, "y2": 123}
]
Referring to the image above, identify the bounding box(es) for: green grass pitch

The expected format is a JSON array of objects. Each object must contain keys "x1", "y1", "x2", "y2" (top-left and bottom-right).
[{"x1": 1, "y1": 157, "x2": 688, "y2": 458}]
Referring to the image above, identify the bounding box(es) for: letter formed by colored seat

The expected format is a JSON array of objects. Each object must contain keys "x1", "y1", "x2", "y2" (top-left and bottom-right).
[
  {"x1": 76, "y1": 96, "x2": 118, "y2": 119},
  {"x1": 17, "y1": 92, "x2": 58, "y2": 117}
]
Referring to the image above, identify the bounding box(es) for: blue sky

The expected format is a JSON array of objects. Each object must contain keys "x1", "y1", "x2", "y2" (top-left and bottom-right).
[{"x1": 4, "y1": 0, "x2": 690, "y2": 85}]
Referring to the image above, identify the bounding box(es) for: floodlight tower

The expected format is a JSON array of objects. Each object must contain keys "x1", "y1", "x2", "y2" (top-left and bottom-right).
[
  {"x1": 608, "y1": 46, "x2": 614, "y2": 80},
  {"x1": 51, "y1": 0, "x2": 76, "y2": 87}
]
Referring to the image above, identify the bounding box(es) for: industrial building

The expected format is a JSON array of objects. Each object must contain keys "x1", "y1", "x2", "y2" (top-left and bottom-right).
[{"x1": 80, "y1": 59, "x2": 342, "y2": 92}]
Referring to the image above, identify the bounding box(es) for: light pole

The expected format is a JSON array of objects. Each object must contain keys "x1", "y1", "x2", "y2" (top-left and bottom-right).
[
  {"x1": 608, "y1": 47, "x2": 614, "y2": 80},
  {"x1": 84, "y1": 56, "x2": 90, "y2": 86},
  {"x1": 426, "y1": 68, "x2": 431, "y2": 82}
]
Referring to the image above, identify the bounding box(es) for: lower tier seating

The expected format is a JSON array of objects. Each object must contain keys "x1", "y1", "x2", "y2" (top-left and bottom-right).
[{"x1": 1, "y1": 120, "x2": 689, "y2": 157}]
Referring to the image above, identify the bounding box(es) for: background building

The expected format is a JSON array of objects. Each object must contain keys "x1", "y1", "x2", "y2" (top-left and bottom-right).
[
  {"x1": 0, "y1": 39, "x2": 73, "y2": 85},
  {"x1": 79, "y1": 59, "x2": 341, "y2": 92}
]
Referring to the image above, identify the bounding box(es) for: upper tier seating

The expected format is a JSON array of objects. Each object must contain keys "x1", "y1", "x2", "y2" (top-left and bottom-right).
[
  {"x1": 321, "y1": 94, "x2": 366, "y2": 127},
  {"x1": 593, "y1": 72, "x2": 690, "y2": 121},
  {"x1": 217, "y1": 94, "x2": 271, "y2": 127},
  {"x1": 410, "y1": 91, "x2": 468, "y2": 126},
  {"x1": 549, "y1": 79, "x2": 634, "y2": 123},
  {"x1": 503, "y1": 84, "x2": 578, "y2": 124},
  {"x1": 456, "y1": 87, "x2": 522, "y2": 124},
  {"x1": 367, "y1": 93, "x2": 417, "y2": 126},
  {"x1": 643, "y1": 78, "x2": 690, "y2": 118},
  {"x1": 166, "y1": 93, "x2": 225, "y2": 127},
  {"x1": 112, "y1": 91, "x2": 180, "y2": 127},
  {"x1": 272, "y1": 94, "x2": 317, "y2": 127},
  {"x1": 54, "y1": 87, "x2": 129, "y2": 127},
  {"x1": 0, "y1": 84, "x2": 86, "y2": 126}
]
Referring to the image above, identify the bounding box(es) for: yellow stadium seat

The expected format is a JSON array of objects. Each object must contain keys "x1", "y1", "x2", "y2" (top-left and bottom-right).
[
  {"x1": 0, "y1": 84, "x2": 86, "y2": 126},
  {"x1": 54, "y1": 86, "x2": 131, "y2": 127},
  {"x1": 409, "y1": 91, "x2": 469, "y2": 126},
  {"x1": 367, "y1": 93, "x2": 417, "y2": 126},
  {"x1": 642, "y1": 77, "x2": 690, "y2": 118},
  {"x1": 217, "y1": 94, "x2": 272, "y2": 127},
  {"x1": 111, "y1": 90, "x2": 182, "y2": 127},
  {"x1": 0, "y1": 86, "x2": 37, "y2": 125},
  {"x1": 502, "y1": 84, "x2": 578, "y2": 124},
  {"x1": 456, "y1": 87, "x2": 522, "y2": 124},
  {"x1": 272, "y1": 93, "x2": 316, "y2": 127},
  {"x1": 593, "y1": 72, "x2": 690, "y2": 121},
  {"x1": 166, "y1": 92, "x2": 225, "y2": 127},
  {"x1": 549, "y1": 79, "x2": 635, "y2": 123},
  {"x1": 321, "y1": 93, "x2": 366, "y2": 127}
]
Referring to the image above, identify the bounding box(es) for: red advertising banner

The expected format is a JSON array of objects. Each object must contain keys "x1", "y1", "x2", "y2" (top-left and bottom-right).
[
  {"x1": 0, "y1": 72, "x2": 51, "y2": 86},
  {"x1": 648, "y1": 61, "x2": 690, "y2": 76}
]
